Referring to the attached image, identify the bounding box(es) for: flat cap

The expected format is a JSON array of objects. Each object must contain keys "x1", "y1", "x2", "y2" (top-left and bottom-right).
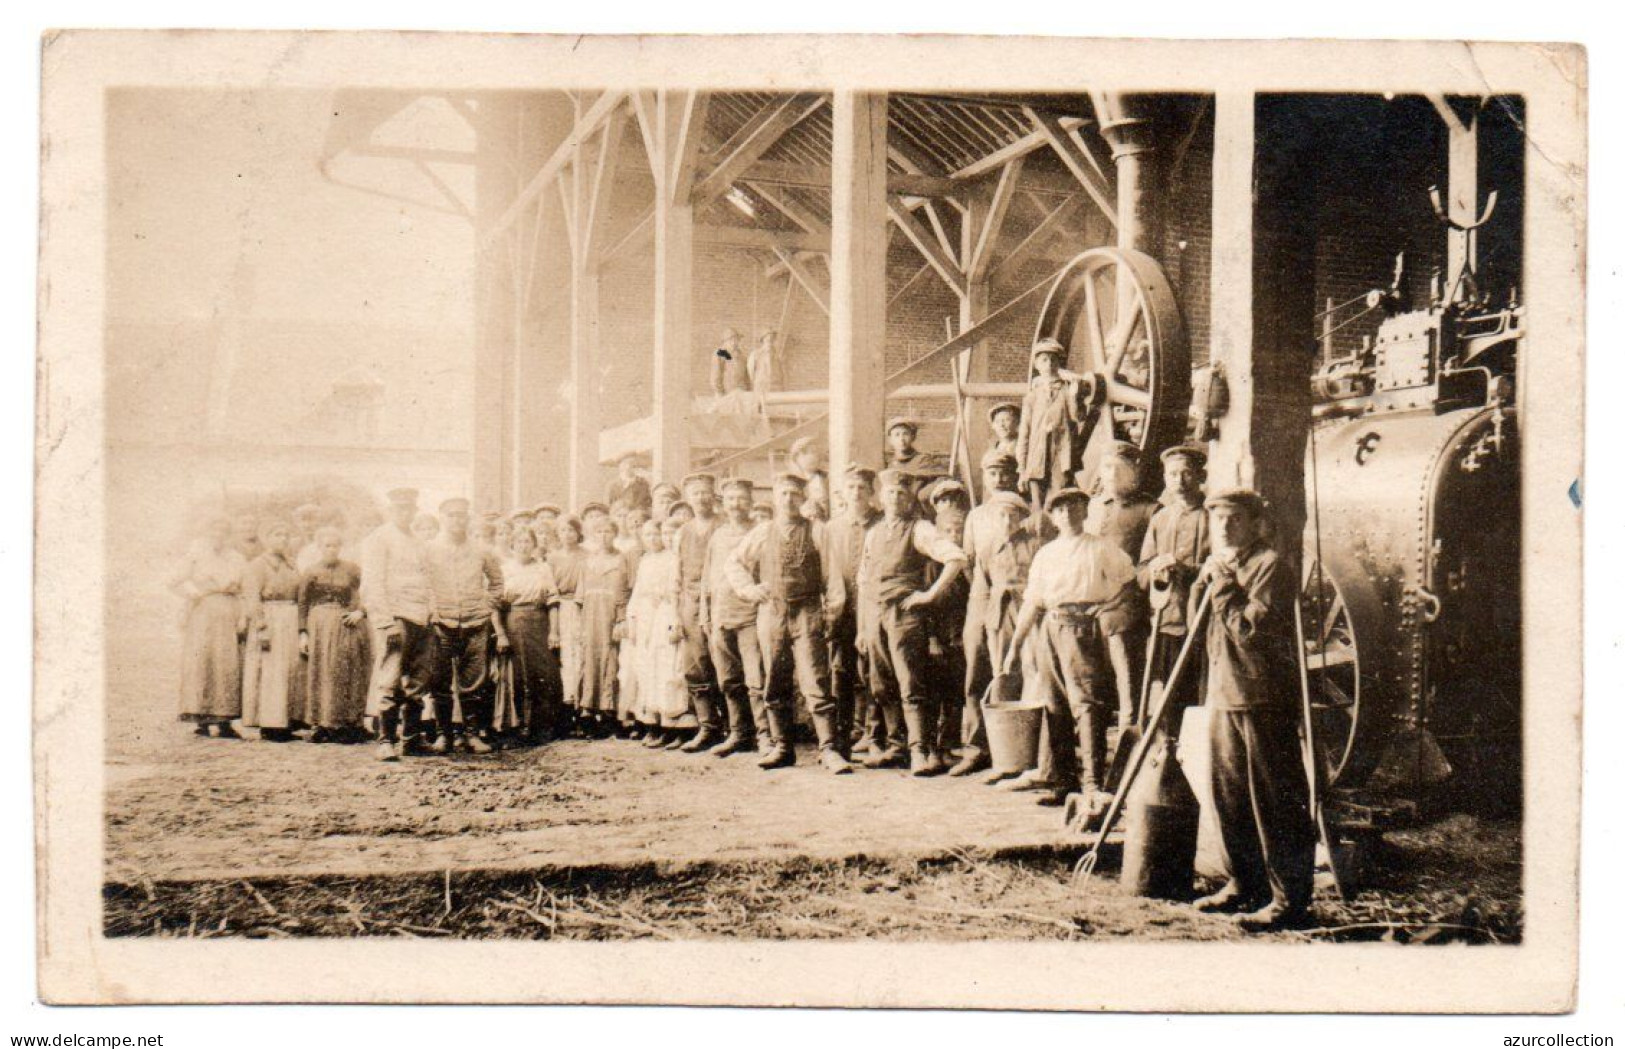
[
  {"x1": 980, "y1": 448, "x2": 1019, "y2": 471},
  {"x1": 1044, "y1": 487, "x2": 1088, "y2": 512},
  {"x1": 773, "y1": 472, "x2": 807, "y2": 491},
  {"x1": 987, "y1": 402, "x2": 1020, "y2": 422},
  {"x1": 1160, "y1": 444, "x2": 1208, "y2": 467},
  {"x1": 928, "y1": 478, "x2": 969, "y2": 504},
  {"x1": 885, "y1": 417, "x2": 919, "y2": 435},
  {"x1": 1205, "y1": 488, "x2": 1267, "y2": 514},
  {"x1": 876, "y1": 468, "x2": 914, "y2": 490},
  {"x1": 1031, "y1": 336, "x2": 1067, "y2": 360},
  {"x1": 680, "y1": 472, "x2": 718, "y2": 489},
  {"x1": 844, "y1": 463, "x2": 878, "y2": 484},
  {"x1": 438, "y1": 497, "x2": 471, "y2": 514},
  {"x1": 719, "y1": 476, "x2": 754, "y2": 494},
  {"x1": 987, "y1": 490, "x2": 1029, "y2": 513},
  {"x1": 385, "y1": 487, "x2": 419, "y2": 506}
]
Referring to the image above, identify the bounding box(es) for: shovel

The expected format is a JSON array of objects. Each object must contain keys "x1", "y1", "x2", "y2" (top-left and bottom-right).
[{"x1": 1103, "y1": 575, "x2": 1171, "y2": 792}]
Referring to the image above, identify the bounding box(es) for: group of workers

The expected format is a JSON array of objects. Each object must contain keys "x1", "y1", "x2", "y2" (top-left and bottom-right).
[{"x1": 172, "y1": 337, "x2": 1317, "y2": 932}]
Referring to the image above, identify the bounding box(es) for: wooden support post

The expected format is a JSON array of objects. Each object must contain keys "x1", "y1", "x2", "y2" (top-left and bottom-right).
[
  {"x1": 828, "y1": 90, "x2": 890, "y2": 474},
  {"x1": 645, "y1": 90, "x2": 706, "y2": 483},
  {"x1": 1429, "y1": 94, "x2": 1481, "y2": 297},
  {"x1": 1207, "y1": 91, "x2": 1315, "y2": 570}
]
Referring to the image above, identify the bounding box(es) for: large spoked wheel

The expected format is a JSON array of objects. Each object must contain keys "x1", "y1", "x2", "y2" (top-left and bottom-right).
[
  {"x1": 1301, "y1": 556, "x2": 1376, "y2": 788},
  {"x1": 1033, "y1": 246, "x2": 1191, "y2": 479}
]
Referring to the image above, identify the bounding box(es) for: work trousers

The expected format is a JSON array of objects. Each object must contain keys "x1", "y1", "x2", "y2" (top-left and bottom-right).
[
  {"x1": 827, "y1": 607, "x2": 864, "y2": 755},
  {"x1": 372, "y1": 618, "x2": 432, "y2": 742},
  {"x1": 1209, "y1": 707, "x2": 1317, "y2": 911},
  {"x1": 429, "y1": 620, "x2": 493, "y2": 737},
  {"x1": 709, "y1": 619, "x2": 764, "y2": 744},
  {"x1": 960, "y1": 588, "x2": 993, "y2": 760},
  {"x1": 930, "y1": 629, "x2": 966, "y2": 754},
  {"x1": 866, "y1": 603, "x2": 932, "y2": 753},
  {"x1": 679, "y1": 592, "x2": 723, "y2": 733},
  {"x1": 761, "y1": 599, "x2": 838, "y2": 750},
  {"x1": 1032, "y1": 613, "x2": 1111, "y2": 792}
]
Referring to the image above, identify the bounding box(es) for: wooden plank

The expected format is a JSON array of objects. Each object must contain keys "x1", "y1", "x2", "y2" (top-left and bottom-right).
[
  {"x1": 772, "y1": 247, "x2": 830, "y2": 316},
  {"x1": 582, "y1": 110, "x2": 627, "y2": 267},
  {"x1": 887, "y1": 193, "x2": 968, "y2": 298},
  {"x1": 698, "y1": 225, "x2": 830, "y2": 252},
  {"x1": 738, "y1": 158, "x2": 962, "y2": 198},
  {"x1": 479, "y1": 89, "x2": 627, "y2": 248},
  {"x1": 991, "y1": 194, "x2": 1087, "y2": 279},
  {"x1": 1025, "y1": 106, "x2": 1118, "y2": 228},
  {"x1": 950, "y1": 116, "x2": 1086, "y2": 180}
]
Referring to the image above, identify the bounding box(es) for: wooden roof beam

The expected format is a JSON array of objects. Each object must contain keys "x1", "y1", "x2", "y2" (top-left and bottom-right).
[
  {"x1": 692, "y1": 94, "x2": 826, "y2": 207},
  {"x1": 1025, "y1": 106, "x2": 1118, "y2": 229},
  {"x1": 479, "y1": 89, "x2": 627, "y2": 248},
  {"x1": 887, "y1": 193, "x2": 967, "y2": 297}
]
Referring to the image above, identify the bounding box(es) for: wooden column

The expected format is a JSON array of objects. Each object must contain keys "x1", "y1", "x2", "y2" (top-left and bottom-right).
[
  {"x1": 473, "y1": 95, "x2": 522, "y2": 509},
  {"x1": 565, "y1": 102, "x2": 602, "y2": 508},
  {"x1": 1207, "y1": 91, "x2": 1315, "y2": 565},
  {"x1": 828, "y1": 90, "x2": 889, "y2": 474}
]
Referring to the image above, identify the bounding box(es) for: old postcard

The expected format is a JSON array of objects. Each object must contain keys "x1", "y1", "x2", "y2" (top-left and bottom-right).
[{"x1": 34, "y1": 31, "x2": 1584, "y2": 1009}]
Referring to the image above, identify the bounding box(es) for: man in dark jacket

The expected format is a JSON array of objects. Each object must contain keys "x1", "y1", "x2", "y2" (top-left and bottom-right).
[{"x1": 1188, "y1": 488, "x2": 1316, "y2": 932}]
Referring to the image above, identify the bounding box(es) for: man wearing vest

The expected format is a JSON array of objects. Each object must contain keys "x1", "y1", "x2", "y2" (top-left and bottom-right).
[
  {"x1": 1002, "y1": 487, "x2": 1138, "y2": 809},
  {"x1": 1138, "y1": 445, "x2": 1210, "y2": 717},
  {"x1": 674, "y1": 473, "x2": 726, "y2": 751},
  {"x1": 951, "y1": 449, "x2": 1026, "y2": 777},
  {"x1": 823, "y1": 465, "x2": 879, "y2": 760},
  {"x1": 727, "y1": 473, "x2": 854, "y2": 773},
  {"x1": 360, "y1": 487, "x2": 434, "y2": 761},
  {"x1": 1189, "y1": 488, "x2": 1315, "y2": 932},
  {"x1": 859, "y1": 469, "x2": 969, "y2": 776},
  {"x1": 702, "y1": 477, "x2": 766, "y2": 757}
]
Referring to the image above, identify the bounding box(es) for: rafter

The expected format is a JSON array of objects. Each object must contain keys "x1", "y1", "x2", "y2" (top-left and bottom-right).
[
  {"x1": 667, "y1": 91, "x2": 710, "y2": 204},
  {"x1": 694, "y1": 94, "x2": 825, "y2": 206},
  {"x1": 950, "y1": 116, "x2": 1086, "y2": 180},
  {"x1": 772, "y1": 246, "x2": 830, "y2": 315},
  {"x1": 887, "y1": 193, "x2": 967, "y2": 297},
  {"x1": 990, "y1": 193, "x2": 1088, "y2": 279},
  {"x1": 582, "y1": 110, "x2": 627, "y2": 267},
  {"x1": 966, "y1": 156, "x2": 1024, "y2": 282},
  {"x1": 744, "y1": 180, "x2": 829, "y2": 236},
  {"x1": 1025, "y1": 106, "x2": 1117, "y2": 228},
  {"x1": 479, "y1": 89, "x2": 627, "y2": 248}
]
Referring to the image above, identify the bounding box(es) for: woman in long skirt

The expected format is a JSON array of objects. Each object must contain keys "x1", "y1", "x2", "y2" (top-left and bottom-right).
[
  {"x1": 576, "y1": 515, "x2": 630, "y2": 736},
  {"x1": 298, "y1": 527, "x2": 371, "y2": 742},
  {"x1": 629, "y1": 518, "x2": 679, "y2": 746},
  {"x1": 547, "y1": 517, "x2": 587, "y2": 733},
  {"x1": 171, "y1": 517, "x2": 248, "y2": 738},
  {"x1": 495, "y1": 525, "x2": 560, "y2": 745},
  {"x1": 242, "y1": 520, "x2": 306, "y2": 741}
]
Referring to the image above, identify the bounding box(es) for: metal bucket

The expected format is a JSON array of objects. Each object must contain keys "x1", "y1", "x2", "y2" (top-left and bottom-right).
[{"x1": 984, "y1": 697, "x2": 1044, "y2": 775}]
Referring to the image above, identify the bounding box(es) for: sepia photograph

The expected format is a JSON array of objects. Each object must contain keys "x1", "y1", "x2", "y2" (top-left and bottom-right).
[{"x1": 33, "y1": 32, "x2": 1586, "y2": 1011}]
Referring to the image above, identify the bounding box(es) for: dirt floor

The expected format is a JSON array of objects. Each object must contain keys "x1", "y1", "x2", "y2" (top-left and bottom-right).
[{"x1": 103, "y1": 616, "x2": 1524, "y2": 943}]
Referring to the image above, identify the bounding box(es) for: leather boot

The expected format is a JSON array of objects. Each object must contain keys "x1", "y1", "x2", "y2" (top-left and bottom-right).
[
  {"x1": 682, "y1": 727, "x2": 722, "y2": 753},
  {"x1": 756, "y1": 706, "x2": 796, "y2": 769},
  {"x1": 1079, "y1": 704, "x2": 1108, "y2": 799},
  {"x1": 709, "y1": 733, "x2": 755, "y2": 758},
  {"x1": 904, "y1": 706, "x2": 943, "y2": 777},
  {"x1": 810, "y1": 712, "x2": 854, "y2": 774}
]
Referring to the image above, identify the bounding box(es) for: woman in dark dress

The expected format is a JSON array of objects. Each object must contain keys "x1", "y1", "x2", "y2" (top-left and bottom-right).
[{"x1": 298, "y1": 527, "x2": 371, "y2": 744}]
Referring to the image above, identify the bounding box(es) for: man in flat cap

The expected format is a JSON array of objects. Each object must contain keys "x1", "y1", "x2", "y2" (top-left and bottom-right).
[
  {"x1": 673, "y1": 473, "x2": 726, "y2": 750},
  {"x1": 951, "y1": 449, "x2": 1029, "y2": 776},
  {"x1": 857, "y1": 468, "x2": 969, "y2": 775},
  {"x1": 1138, "y1": 445, "x2": 1210, "y2": 714},
  {"x1": 700, "y1": 477, "x2": 766, "y2": 757},
  {"x1": 882, "y1": 417, "x2": 949, "y2": 479},
  {"x1": 1001, "y1": 487, "x2": 1138, "y2": 809},
  {"x1": 608, "y1": 453, "x2": 653, "y2": 517},
  {"x1": 360, "y1": 487, "x2": 434, "y2": 761},
  {"x1": 648, "y1": 483, "x2": 680, "y2": 523},
  {"x1": 424, "y1": 497, "x2": 508, "y2": 754},
  {"x1": 1188, "y1": 489, "x2": 1315, "y2": 931},
  {"x1": 976, "y1": 490, "x2": 1048, "y2": 782},
  {"x1": 1086, "y1": 439, "x2": 1159, "y2": 727},
  {"x1": 824, "y1": 465, "x2": 880, "y2": 760},
  {"x1": 1016, "y1": 338, "x2": 1092, "y2": 515},
  {"x1": 987, "y1": 403, "x2": 1021, "y2": 461},
  {"x1": 727, "y1": 473, "x2": 854, "y2": 773}
]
